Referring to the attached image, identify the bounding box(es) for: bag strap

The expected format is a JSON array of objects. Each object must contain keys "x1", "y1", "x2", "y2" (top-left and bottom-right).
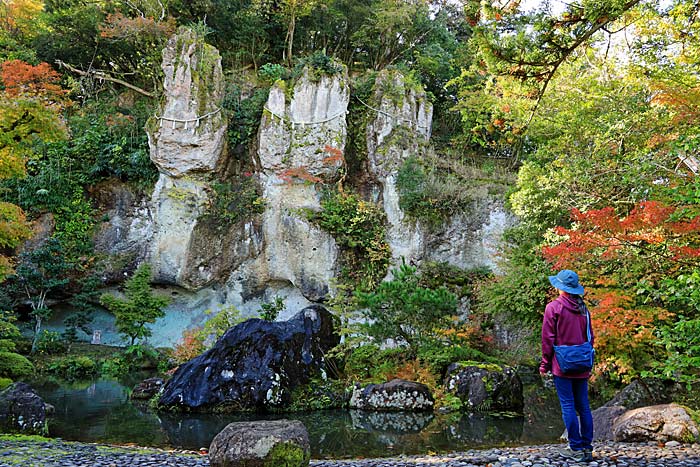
[{"x1": 585, "y1": 310, "x2": 591, "y2": 343}]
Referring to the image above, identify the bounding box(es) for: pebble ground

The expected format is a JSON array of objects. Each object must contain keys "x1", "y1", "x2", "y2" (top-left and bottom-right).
[{"x1": 0, "y1": 439, "x2": 698, "y2": 467}]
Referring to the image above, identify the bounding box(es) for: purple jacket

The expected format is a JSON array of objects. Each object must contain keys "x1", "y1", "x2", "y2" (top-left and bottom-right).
[{"x1": 540, "y1": 294, "x2": 594, "y2": 378}]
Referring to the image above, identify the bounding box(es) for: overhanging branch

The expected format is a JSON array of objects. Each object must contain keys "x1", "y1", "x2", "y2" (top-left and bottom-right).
[{"x1": 56, "y1": 60, "x2": 155, "y2": 98}]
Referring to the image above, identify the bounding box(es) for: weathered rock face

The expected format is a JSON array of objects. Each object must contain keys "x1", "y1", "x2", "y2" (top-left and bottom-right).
[
  {"x1": 365, "y1": 70, "x2": 432, "y2": 266},
  {"x1": 349, "y1": 379, "x2": 434, "y2": 412},
  {"x1": 258, "y1": 67, "x2": 348, "y2": 177},
  {"x1": 238, "y1": 66, "x2": 349, "y2": 302},
  {"x1": 209, "y1": 420, "x2": 310, "y2": 467},
  {"x1": 613, "y1": 404, "x2": 699, "y2": 443},
  {"x1": 444, "y1": 363, "x2": 524, "y2": 412},
  {"x1": 148, "y1": 27, "x2": 227, "y2": 176},
  {"x1": 92, "y1": 181, "x2": 152, "y2": 280},
  {"x1": 158, "y1": 305, "x2": 338, "y2": 412},
  {"x1": 427, "y1": 200, "x2": 517, "y2": 272},
  {"x1": 0, "y1": 383, "x2": 47, "y2": 435},
  {"x1": 144, "y1": 27, "x2": 262, "y2": 289}
]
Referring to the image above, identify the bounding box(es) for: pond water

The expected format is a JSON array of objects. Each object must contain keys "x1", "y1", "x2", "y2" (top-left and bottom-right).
[{"x1": 33, "y1": 378, "x2": 564, "y2": 459}]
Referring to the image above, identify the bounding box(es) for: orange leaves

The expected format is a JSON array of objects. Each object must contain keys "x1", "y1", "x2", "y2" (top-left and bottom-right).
[
  {"x1": 171, "y1": 327, "x2": 206, "y2": 364},
  {"x1": 1, "y1": 60, "x2": 71, "y2": 117},
  {"x1": 322, "y1": 145, "x2": 345, "y2": 166},
  {"x1": 278, "y1": 146, "x2": 345, "y2": 185},
  {"x1": 1, "y1": 60, "x2": 66, "y2": 102},
  {"x1": 278, "y1": 166, "x2": 323, "y2": 184},
  {"x1": 543, "y1": 201, "x2": 700, "y2": 270}
]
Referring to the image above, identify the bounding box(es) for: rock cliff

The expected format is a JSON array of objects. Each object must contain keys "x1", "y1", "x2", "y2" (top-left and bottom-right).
[{"x1": 85, "y1": 37, "x2": 514, "y2": 346}]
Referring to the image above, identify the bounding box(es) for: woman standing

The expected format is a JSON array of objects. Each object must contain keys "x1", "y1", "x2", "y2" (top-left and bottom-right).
[{"x1": 540, "y1": 269, "x2": 594, "y2": 463}]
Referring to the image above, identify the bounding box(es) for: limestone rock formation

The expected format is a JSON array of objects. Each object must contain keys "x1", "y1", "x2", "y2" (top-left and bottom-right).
[
  {"x1": 145, "y1": 27, "x2": 262, "y2": 289},
  {"x1": 92, "y1": 181, "x2": 152, "y2": 280},
  {"x1": 148, "y1": 27, "x2": 227, "y2": 177},
  {"x1": 613, "y1": 404, "x2": 699, "y2": 443},
  {"x1": 349, "y1": 379, "x2": 434, "y2": 412},
  {"x1": 365, "y1": 69, "x2": 432, "y2": 266},
  {"x1": 236, "y1": 65, "x2": 350, "y2": 302},
  {"x1": 0, "y1": 383, "x2": 47, "y2": 435},
  {"x1": 209, "y1": 420, "x2": 311, "y2": 467},
  {"x1": 158, "y1": 305, "x2": 338, "y2": 412},
  {"x1": 444, "y1": 363, "x2": 523, "y2": 412},
  {"x1": 258, "y1": 67, "x2": 348, "y2": 177}
]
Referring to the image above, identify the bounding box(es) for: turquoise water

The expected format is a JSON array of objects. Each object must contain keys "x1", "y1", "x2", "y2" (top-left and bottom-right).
[{"x1": 33, "y1": 378, "x2": 564, "y2": 459}]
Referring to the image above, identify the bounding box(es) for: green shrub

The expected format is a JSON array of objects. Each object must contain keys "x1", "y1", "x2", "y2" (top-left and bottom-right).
[
  {"x1": 47, "y1": 356, "x2": 98, "y2": 380},
  {"x1": 201, "y1": 178, "x2": 264, "y2": 229},
  {"x1": 416, "y1": 338, "x2": 499, "y2": 376},
  {"x1": 259, "y1": 296, "x2": 285, "y2": 321},
  {"x1": 396, "y1": 156, "x2": 475, "y2": 228},
  {"x1": 355, "y1": 263, "x2": 458, "y2": 351},
  {"x1": 0, "y1": 340, "x2": 15, "y2": 353},
  {"x1": 308, "y1": 190, "x2": 390, "y2": 290},
  {"x1": 258, "y1": 63, "x2": 288, "y2": 84},
  {"x1": 0, "y1": 352, "x2": 34, "y2": 379},
  {"x1": 344, "y1": 344, "x2": 407, "y2": 382},
  {"x1": 294, "y1": 52, "x2": 344, "y2": 79},
  {"x1": 0, "y1": 377, "x2": 12, "y2": 390},
  {"x1": 35, "y1": 330, "x2": 67, "y2": 355}
]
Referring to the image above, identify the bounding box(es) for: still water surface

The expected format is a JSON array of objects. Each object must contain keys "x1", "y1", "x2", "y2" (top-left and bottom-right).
[{"x1": 33, "y1": 378, "x2": 564, "y2": 459}]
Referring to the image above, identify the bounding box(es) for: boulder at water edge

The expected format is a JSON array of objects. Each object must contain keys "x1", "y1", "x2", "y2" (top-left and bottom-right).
[
  {"x1": 603, "y1": 378, "x2": 675, "y2": 410},
  {"x1": 0, "y1": 382, "x2": 47, "y2": 434},
  {"x1": 131, "y1": 377, "x2": 165, "y2": 400},
  {"x1": 444, "y1": 363, "x2": 523, "y2": 412},
  {"x1": 209, "y1": 419, "x2": 310, "y2": 467},
  {"x1": 158, "y1": 305, "x2": 338, "y2": 412},
  {"x1": 349, "y1": 379, "x2": 434, "y2": 411},
  {"x1": 613, "y1": 403, "x2": 699, "y2": 443}
]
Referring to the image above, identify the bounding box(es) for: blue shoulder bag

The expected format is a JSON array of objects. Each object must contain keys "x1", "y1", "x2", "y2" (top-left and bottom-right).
[{"x1": 553, "y1": 310, "x2": 595, "y2": 374}]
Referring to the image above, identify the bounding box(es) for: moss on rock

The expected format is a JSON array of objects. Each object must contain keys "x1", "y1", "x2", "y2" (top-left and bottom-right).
[{"x1": 263, "y1": 441, "x2": 310, "y2": 467}]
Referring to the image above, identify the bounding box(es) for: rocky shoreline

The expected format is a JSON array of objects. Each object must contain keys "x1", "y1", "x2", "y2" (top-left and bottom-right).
[{"x1": 1, "y1": 438, "x2": 698, "y2": 467}]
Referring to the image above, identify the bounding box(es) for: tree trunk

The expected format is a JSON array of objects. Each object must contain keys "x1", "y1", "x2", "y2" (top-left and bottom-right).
[
  {"x1": 286, "y1": 14, "x2": 296, "y2": 66},
  {"x1": 31, "y1": 315, "x2": 42, "y2": 354}
]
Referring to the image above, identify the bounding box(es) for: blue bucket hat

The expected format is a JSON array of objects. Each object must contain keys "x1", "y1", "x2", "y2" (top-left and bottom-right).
[{"x1": 548, "y1": 269, "x2": 585, "y2": 295}]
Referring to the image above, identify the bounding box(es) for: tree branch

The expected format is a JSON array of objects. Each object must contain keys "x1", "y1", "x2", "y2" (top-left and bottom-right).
[{"x1": 56, "y1": 60, "x2": 155, "y2": 98}]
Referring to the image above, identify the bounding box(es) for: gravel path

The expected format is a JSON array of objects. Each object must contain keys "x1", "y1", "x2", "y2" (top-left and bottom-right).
[{"x1": 0, "y1": 439, "x2": 698, "y2": 467}]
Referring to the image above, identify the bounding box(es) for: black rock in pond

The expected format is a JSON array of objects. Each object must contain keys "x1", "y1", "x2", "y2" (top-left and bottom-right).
[
  {"x1": 158, "y1": 305, "x2": 338, "y2": 412},
  {"x1": 0, "y1": 382, "x2": 47, "y2": 434}
]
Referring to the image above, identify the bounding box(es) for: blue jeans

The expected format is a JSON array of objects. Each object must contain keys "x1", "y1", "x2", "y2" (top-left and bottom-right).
[{"x1": 554, "y1": 376, "x2": 593, "y2": 451}]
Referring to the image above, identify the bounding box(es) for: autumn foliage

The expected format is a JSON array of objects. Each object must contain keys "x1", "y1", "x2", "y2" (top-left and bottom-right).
[
  {"x1": 542, "y1": 201, "x2": 700, "y2": 380},
  {"x1": 1, "y1": 60, "x2": 69, "y2": 107}
]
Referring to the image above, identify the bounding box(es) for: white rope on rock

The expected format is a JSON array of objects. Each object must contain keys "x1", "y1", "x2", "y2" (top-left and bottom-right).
[
  {"x1": 157, "y1": 108, "x2": 222, "y2": 132},
  {"x1": 263, "y1": 106, "x2": 348, "y2": 127},
  {"x1": 354, "y1": 95, "x2": 430, "y2": 131}
]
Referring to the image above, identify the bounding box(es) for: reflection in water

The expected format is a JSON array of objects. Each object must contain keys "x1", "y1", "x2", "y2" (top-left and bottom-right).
[
  {"x1": 34, "y1": 379, "x2": 564, "y2": 459},
  {"x1": 350, "y1": 410, "x2": 433, "y2": 433}
]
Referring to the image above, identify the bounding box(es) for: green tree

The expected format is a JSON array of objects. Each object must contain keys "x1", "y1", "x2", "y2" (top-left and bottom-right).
[
  {"x1": 12, "y1": 238, "x2": 71, "y2": 353},
  {"x1": 355, "y1": 262, "x2": 457, "y2": 351},
  {"x1": 100, "y1": 264, "x2": 169, "y2": 345}
]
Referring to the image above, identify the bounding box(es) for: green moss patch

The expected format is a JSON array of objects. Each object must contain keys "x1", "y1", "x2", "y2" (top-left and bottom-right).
[{"x1": 263, "y1": 441, "x2": 310, "y2": 467}]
